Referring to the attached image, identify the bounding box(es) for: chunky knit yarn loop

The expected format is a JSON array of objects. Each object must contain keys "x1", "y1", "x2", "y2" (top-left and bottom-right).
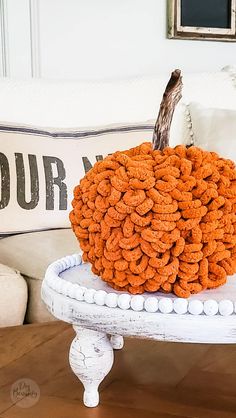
[{"x1": 70, "y1": 143, "x2": 236, "y2": 298}]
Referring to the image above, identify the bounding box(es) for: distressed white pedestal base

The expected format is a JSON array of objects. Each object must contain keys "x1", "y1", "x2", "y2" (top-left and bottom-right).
[{"x1": 69, "y1": 327, "x2": 114, "y2": 407}]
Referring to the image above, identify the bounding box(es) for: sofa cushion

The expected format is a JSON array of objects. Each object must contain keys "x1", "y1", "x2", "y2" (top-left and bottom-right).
[
  {"x1": 0, "y1": 229, "x2": 79, "y2": 323},
  {"x1": 0, "y1": 228, "x2": 79, "y2": 278},
  {"x1": 189, "y1": 103, "x2": 236, "y2": 161},
  {"x1": 24, "y1": 277, "x2": 53, "y2": 323},
  {"x1": 0, "y1": 72, "x2": 234, "y2": 127},
  {"x1": 0, "y1": 263, "x2": 27, "y2": 327}
]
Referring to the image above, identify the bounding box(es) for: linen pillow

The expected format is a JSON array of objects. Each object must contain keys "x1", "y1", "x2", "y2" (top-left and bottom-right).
[
  {"x1": 0, "y1": 121, "x2": 154, "y2": 234},
  {"x1": 189, "y1": 102, "x2": 236, "y2": 160}
]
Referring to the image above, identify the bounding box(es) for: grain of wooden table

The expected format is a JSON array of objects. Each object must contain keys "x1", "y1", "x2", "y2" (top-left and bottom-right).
[{"x1": 0, "y1": 321, "x2": 236, "y2": 418}]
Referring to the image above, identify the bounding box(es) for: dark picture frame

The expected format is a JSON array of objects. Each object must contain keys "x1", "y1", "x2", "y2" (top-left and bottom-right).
[{"x1": 168, "y1": 0, "x2": 236, "y2": 42}]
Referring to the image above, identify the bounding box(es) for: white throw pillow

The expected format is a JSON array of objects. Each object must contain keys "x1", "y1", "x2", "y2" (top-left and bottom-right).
[
  {"x1": 0, "y1": 121, "x2": 154, "y2": 234},
  {"x1": 189, "y1": 102, "x2": 236, "y2": 161}
]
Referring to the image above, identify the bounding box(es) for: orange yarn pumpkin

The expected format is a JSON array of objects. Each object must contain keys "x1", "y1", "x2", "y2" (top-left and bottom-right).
[{"x1": 70, "y1": 143, "x2": 236, "y2": 298}]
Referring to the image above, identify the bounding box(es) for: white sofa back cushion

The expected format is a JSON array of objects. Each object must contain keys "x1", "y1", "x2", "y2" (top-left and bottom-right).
[
  {"x1": 0, "y1": 69, "x2": 235, "y2": 146},
  {"x1": 189, "y1": 102, "x2": 236, "y2": 161}
]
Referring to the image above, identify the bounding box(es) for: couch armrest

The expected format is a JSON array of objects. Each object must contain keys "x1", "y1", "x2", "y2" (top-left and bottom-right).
[{"x1": 0, "y1": 263, "x2": 28, "y2": 327}]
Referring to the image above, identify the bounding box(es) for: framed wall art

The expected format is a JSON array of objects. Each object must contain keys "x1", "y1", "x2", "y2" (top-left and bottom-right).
[{"x1": 168, "y1": 0, "x2": 236, "y2": 42}]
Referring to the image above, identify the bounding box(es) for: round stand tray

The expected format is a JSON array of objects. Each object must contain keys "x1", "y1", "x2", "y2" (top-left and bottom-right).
[
  {"x1": 42, "y1": 253, "x2": 236, "y2": 407},
  {"x1": 42, "y1": 253, "x2": 236, "y2": 344}
]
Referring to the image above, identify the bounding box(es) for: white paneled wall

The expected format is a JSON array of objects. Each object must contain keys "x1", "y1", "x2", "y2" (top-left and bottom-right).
[
  {"x1": 0, "y1": 0, "x2": 9, "y2": 76},
  {"x1": 6, "y1": 0, "x2": 31, "y2": 77},
  {"x1": 0, "y1": 0, "x2": 235, "y2": 79}
]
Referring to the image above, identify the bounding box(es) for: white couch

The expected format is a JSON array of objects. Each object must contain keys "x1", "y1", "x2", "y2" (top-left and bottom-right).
[{"x1": 0, "y1": 67, "x2": 236, "y2": 326}]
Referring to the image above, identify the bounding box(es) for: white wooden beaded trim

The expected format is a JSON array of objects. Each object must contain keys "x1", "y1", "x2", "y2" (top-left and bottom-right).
[{"x1": 44, "y1": 254, "x2": 236, "y2": 317}]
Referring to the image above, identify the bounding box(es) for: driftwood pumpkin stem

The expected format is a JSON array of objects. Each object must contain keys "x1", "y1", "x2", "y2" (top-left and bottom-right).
[{"x1": 152, "y1": 69, "x2": 183, "y2": 151}]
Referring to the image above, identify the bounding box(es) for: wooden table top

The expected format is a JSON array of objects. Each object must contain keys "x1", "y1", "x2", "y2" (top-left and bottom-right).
[{"x1": 1, "y1": 321, "x2": 236, "y2": 418}]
